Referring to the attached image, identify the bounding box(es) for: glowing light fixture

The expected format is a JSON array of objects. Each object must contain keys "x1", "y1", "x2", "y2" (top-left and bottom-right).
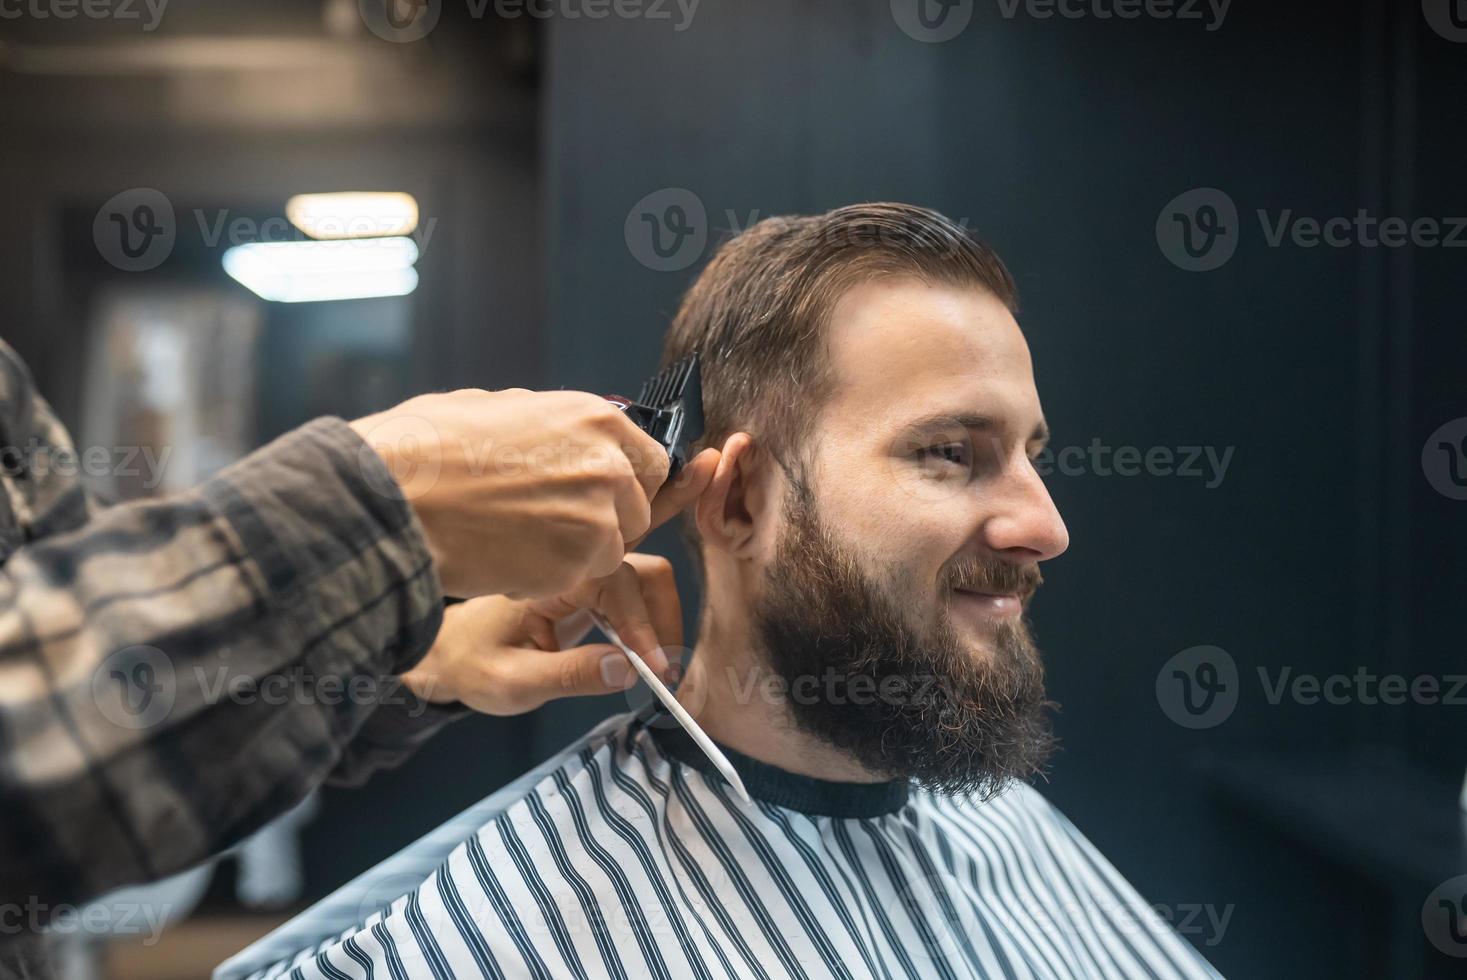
[
  {"x1": 222, "y1": 237, "x2": 419, "y2": 303},
  {"x1": 285, "y1": 192, "x2": 419, "y2": 240}
]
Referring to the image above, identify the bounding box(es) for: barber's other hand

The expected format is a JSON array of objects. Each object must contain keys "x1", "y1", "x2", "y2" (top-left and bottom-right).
[
  {"x1": 349, "y1": 388, "x2": 718, "y2": 598},
  {"x1": 400, "y1": 553, "x2": 683, "y2": 715}
]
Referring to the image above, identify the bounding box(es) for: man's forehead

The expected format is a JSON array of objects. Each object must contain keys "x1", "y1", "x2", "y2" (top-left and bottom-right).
[{"x1": 822, "y1": 278, "x2": 1038, "y2": 427}]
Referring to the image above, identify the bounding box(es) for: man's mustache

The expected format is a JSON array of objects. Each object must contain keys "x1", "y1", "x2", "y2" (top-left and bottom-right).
[{"x1": 941, "y1": 558, "x2": 1043, "y2": 604}]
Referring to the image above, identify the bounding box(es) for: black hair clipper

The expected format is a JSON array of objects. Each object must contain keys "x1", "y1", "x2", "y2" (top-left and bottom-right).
[{"x1": 605, "y1": 353, "x2": 705, "y2": 479}]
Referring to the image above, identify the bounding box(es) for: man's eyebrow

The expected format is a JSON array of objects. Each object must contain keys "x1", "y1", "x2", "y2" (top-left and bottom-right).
[{"x1": 904, "y1": 412, "x2": 1051, "y2": 446}]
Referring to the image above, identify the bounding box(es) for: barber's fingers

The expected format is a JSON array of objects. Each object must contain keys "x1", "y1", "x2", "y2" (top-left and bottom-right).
[
  {"x1": 608, "y1": 408, "x2": 673, "y2": 505},
  {"x1": 604, "y1": 451, "x2": 653, "y2": 557},
  {"x1": 626, "y1": 448, "x2": 720, "y2": 551},
  {"x1": 623, "y1": 553, "x2": 683, "y2": 651},
  {"x1": 590, "y1": 400, "x2": 669, "y2": 517},
  {"x1": 583, "y1": 518, "x2": 632, "y2": 584},
  {"x1": 526, "y1": 558, "x2": 673, "y2": 678},
  {"x1": 587, "y1": 559, "x2": 673, "y2": 680},
  {"x1": 518, "y1": 643, "x2": 643, "y2": 704},
  {"x1": 540, "y1": 581, "x2": 681, "y2": 656},
  {"x1": 549, "y1": 607, "x2": 595, "y2": 651}
]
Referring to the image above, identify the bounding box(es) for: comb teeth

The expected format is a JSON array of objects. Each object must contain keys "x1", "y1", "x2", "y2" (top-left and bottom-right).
[{"x1": 637, "y1": 354, "x2": 697, "y2": 408}]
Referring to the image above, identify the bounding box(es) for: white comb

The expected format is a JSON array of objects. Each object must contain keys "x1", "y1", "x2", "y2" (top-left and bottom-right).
[{"x1": 587, "y1": 611, "x2": 752, "y2": 805}]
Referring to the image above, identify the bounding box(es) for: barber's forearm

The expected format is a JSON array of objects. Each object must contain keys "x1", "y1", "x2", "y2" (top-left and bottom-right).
[{"x1": 0, "y1": 417, "x2": 443, "y2": 908}]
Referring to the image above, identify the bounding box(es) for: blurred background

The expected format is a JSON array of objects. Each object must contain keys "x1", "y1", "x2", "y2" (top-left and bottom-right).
[{"x1": 1, "y1": 1, "x2": 1463, "y2": 977}]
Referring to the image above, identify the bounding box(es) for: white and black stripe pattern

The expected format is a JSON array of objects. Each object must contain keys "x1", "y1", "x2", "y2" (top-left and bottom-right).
[{"x1": 220, "y1": 707, "x2": 1223, "y2": 980}]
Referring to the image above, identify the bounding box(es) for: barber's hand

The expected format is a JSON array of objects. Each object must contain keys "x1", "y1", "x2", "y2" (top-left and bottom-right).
[
  {"x1": 400, "y1": 553, "x2": 683, "y2": 715},
  {"x1": 349, "y1": 388, "x2": 719, "y2": 598}
]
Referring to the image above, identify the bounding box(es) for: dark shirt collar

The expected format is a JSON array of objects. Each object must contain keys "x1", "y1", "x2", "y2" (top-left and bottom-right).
[{"x1": 639, "y1": 705, "x2": 911, "y2": 819}]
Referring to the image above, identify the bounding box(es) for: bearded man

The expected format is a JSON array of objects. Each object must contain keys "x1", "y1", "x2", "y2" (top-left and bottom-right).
[{"x1": 220, "y1": 203, "x2": 1222, "y2": 980}]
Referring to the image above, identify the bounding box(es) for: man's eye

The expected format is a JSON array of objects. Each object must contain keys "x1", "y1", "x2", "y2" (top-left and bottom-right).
[{"x1": 918, "y1": 443, "x2": 969, "y2": 467}]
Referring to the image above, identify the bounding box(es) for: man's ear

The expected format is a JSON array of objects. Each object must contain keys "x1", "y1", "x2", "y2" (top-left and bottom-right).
[{"x1": 695, "y1": 433, "x2": 769, "y2": 557}]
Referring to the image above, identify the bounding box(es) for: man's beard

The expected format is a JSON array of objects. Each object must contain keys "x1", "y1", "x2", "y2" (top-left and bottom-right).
[{"x1": 751, "y1": 473, "x2": 1056, "y2": 799}]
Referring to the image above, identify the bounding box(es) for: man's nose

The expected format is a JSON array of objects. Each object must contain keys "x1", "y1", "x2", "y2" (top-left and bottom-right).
[{"x1": 980, "y1": 457, "x2": 1069, "y2": 562}]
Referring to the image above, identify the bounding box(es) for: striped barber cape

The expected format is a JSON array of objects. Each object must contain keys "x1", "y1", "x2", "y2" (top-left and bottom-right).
[{"x1": 218, "y1": 704, "x2": 1223, "y2": 980}]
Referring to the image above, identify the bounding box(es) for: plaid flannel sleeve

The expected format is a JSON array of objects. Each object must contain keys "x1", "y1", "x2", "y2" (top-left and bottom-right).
[{"x1": 0, "y1": 408, "x2": 450, "y2": 911}]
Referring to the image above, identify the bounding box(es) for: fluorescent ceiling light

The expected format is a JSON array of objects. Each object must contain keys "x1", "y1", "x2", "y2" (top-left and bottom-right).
[
  {"x1": 286, "y1": 192, "x2": 419, "y2": 240},
  {"x1": 223, "y1": 237, "x2": 419, "y2": 303}
]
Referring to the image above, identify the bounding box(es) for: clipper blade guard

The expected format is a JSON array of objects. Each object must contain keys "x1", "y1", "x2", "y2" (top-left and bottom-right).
[{"x1": 606, "y1": 353, "x2": 705, "y2": 478}]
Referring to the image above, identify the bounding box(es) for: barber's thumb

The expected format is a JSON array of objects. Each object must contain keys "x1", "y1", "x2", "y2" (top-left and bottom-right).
[{"x1": 665, "y1": 448, "x2": 720, "y2": 501}]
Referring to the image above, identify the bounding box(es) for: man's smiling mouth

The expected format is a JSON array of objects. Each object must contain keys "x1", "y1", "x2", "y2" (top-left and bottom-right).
[{"x1": 951, "y1": 588, "x2": 1025, "y2": 619}]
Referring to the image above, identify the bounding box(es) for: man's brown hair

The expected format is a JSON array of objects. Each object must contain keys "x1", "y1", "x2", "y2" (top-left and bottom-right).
[{"x1": 660, "y1": 202, "x2": 1017, "y2": 554}]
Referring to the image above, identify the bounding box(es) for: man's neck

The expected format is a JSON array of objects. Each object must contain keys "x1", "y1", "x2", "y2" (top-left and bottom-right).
[{"x1": 674, "y1": 614, "x2": 893, "y2": 785}]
